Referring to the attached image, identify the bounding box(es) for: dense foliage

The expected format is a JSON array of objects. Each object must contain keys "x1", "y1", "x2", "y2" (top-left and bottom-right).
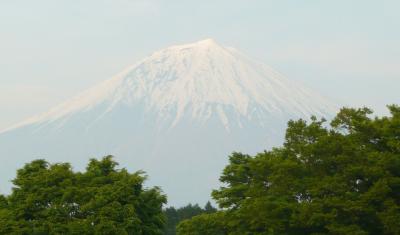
[
  {"x1": 177, "y1": 106, "x2": 400, "y2": 235},
  {"x1": 163, "y1": 202, "x2": 216, "y2": 235},
  {"x1": 0, "y1": 156, "x2": 166, "y2": 235}
]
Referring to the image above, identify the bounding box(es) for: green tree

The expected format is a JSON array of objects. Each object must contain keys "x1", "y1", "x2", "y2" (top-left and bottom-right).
[
  {"x1": 163, "y1": 202, "x2": 217, "y2": 235},
  {"x1": 204, "y1": 201, "x2": 217, "y2": 214},
  {"x1": 178, "y1": 105, "x2": 400, "y2": 235},
  {"x1": 0, "y1": 156, "x2": 166, "y2": 235},
  {"x1": 176, "y1": 212, "x2": 227, "y2": 235}
]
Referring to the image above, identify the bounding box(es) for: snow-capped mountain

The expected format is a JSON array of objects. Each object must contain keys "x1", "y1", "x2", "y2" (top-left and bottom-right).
[{"x1": 0, "y1": 39, "x2": 337, "y2": 205}]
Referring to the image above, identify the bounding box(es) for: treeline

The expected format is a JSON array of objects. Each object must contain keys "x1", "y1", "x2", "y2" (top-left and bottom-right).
[
  {"x1": 163, "y1": 202, "x2": 216, "y2": 235},
  {"x1": 0, "y1": 105, "x2": 399, "y2": 234}
]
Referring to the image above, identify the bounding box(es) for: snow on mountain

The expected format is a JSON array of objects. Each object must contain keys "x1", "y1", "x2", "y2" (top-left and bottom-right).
[
  {"x1": 0, "y1": 39, "x2": 338, "y2": 205},
  {"x1": 2, "y1": 38, "x2": 335, "y2": 133}
]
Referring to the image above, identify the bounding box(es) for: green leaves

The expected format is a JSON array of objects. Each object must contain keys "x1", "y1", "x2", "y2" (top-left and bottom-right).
[
  {"x1": 176, "y1": 212, "x2": 227, "y2": 235},
  {"x1": 163, "y1": 202, "x2": 217, "y2": 235},
  {"x1": 179, "y1": 106, "x2": 400, "y2": 234},
  {"x1": 0, "y1": 156, "x2": 166, "y2": 235}
]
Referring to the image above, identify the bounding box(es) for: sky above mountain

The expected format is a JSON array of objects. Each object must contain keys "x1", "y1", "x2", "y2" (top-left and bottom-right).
[{"x1": 0, "y1": 0, "x2": 399, "y2": 130}]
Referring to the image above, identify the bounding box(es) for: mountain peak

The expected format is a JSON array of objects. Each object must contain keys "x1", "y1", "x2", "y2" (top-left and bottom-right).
[
  {"x1": 1, "y1": 39, "x2": 337, "y2": 133},
  {"x1": 196, "y1": 38, "x2": 218, "y2": 45},
  {"x1": 0, "y1": 39, "x2": 338, "y2": 206},
  {"x1": 167, "y1": 38, "x2": 222, "y2": 51}
]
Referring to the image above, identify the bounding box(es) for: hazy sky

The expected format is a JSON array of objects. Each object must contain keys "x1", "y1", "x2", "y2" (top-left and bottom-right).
[{"x1": 1, "y1": 0, "x2": 399, "y2": 130}]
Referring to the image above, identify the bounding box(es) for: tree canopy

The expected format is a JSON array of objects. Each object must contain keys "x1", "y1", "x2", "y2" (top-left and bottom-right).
[
  {"x1": 177, "y1": 105, "x2": 400, "y2": 235},
  {"x1": 163, "y1": 202, "x2": 217, "y2": 235},
  {"x1": 0, "y1": 156, "x2": 166, "y2": 235}
]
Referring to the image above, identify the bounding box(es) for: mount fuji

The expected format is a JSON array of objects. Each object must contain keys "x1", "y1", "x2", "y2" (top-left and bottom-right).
[{"x1": 0, "y1": 39, "x2": 337, "y2": 205}]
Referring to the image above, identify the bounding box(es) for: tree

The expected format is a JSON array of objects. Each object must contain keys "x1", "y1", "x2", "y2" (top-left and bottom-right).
[
  {"x1": 0, "y1": 156, "x2": 167, "y2": 235},
  {"x1": 178, "y1": 105, "x2": 400, "y2": 235},
  {"x1": 204, "y1": 201, "x2": 217, "y2": 214},
  {"x1": 176, "y1": 212, "x2": 227, "y2": 235},
  {"x1": 163, "y1": 202, "x2": 217, "y2": 235}
]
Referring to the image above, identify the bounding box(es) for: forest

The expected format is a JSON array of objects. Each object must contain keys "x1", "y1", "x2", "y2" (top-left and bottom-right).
[{"x1": 0, "y1": 106, "x2": 399, "y2": 234}]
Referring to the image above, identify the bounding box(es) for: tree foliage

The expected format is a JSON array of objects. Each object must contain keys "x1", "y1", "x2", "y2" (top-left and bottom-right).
[
  {"x1": 163, "y1": 202, "x2": 217, "y2": 235},
  {"x1": 0, "y1": 156, "x2": 166, "y2": 235},
  {"x1": 177, "y1": 105, "x2": 400, "y2": 235}
]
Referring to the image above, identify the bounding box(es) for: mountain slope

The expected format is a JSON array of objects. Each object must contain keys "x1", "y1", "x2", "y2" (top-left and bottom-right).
[{"x1": 0, "y1": 39, "x2": 337, "y2": 205}]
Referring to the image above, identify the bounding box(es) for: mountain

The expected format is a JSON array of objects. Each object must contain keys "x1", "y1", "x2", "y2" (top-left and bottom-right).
[{"x1": 0, "y1": 39, "x2": 337, "y2": 205}]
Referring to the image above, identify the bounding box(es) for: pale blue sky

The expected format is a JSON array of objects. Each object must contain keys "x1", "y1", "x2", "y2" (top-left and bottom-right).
[{"x1": 1, "y1": 0, "x2": 399, "y2": 129}]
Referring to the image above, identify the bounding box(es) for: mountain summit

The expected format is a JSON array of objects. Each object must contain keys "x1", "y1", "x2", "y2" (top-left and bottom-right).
[
  {"x1": 0, "y1": 39, "x2": 337, "y2": 205},
  {"x1": 4, "y1": 38, "x2": 335, "y2": 133}
]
